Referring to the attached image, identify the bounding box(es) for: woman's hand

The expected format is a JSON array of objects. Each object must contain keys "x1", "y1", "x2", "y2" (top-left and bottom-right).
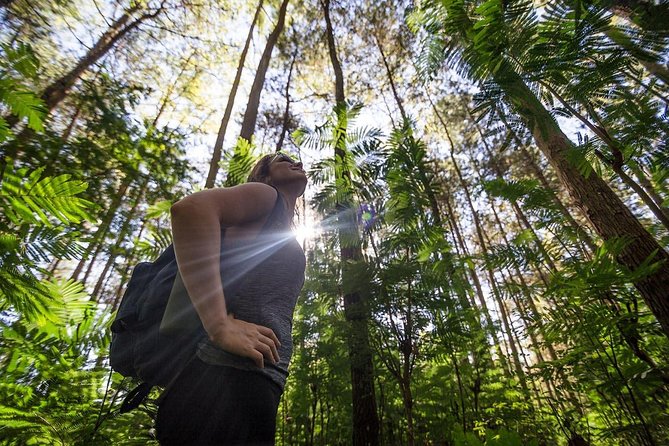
[{"x1": 208, "y1": 314, "x2": 281, "y2": 368}]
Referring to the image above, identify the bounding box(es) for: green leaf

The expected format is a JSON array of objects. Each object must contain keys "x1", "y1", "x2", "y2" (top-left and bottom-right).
[{"x1": 146, "y1": 199, "x2": 173, "y2": 219}]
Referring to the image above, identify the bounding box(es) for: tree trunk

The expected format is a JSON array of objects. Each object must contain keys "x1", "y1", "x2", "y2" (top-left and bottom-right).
[
  {"x1": 238, "y1": 0, "x2": 290, "y2": 142},
  {"x1": 499, "y1": 70, "x2": 669, "y2": 339},
  {"x1": 3, "y1": 2, "x2": 166, "y2": 161},
  {"x1": 322, "y1": 0, "x2": 344, "y2": 104},
  {"x1": 276, "y1": 50, "x2": 297, "y2": 153},
  {"x1": 70, "y1": 176, "x2": 133, "y2": 281},
  {"x1": 442, "y1": 177, "x2": 512, "y2": 374},
  {"x1": 321, "y1": 0, "x2": 379, "y2": 444},
  {"x1": 400, "y1": 280, "x2": 415, "y2": 446},
  {"x1": 91, "y1": 178, "x2": 146, "y2": 301},
  {"x1": 449, "y1": 151, "x2": 529, "y2": 393},
  {"x1": 204, "y1": 0, "x2": 263, "y2": 188},
  {"x1": 374, "y1": 34, "x2": 407, "y2": 122}
]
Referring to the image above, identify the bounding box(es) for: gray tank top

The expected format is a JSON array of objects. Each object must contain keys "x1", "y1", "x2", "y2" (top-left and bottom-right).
[{"x1": 197, "y1": 190, "x2": 306, "y2": 389}]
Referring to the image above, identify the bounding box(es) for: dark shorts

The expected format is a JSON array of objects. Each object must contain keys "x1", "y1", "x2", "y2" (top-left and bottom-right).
[{"x1": 156, "y1": 358, "x2": 282, "y2": 445}]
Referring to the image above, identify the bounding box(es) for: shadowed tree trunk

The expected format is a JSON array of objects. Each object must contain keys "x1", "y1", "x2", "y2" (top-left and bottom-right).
[
  {"x1": 449, "y1": 149, "x2": 529, "y2": 394},
  {"x1": 276, "y1": 49, "x2": 297, "y2": 153},
  {"x1": 321, "y1": 0, "x2": 379, "y2": 444},
  {"x1": 498, "y1": 70, "x2": 669, "y2": 339},
  {"x1": 204, "y1": 0, "x2": 263, "y2": 188},
  {"x1": 238, "y1": 0, "x2": 290, "y2": 142},
  {"x1": 70, "y1": 176, "x2": 133, "y2": 282}
]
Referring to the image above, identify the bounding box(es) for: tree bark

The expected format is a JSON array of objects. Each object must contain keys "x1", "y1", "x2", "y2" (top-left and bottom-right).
[
  {"x1": 321, "y1": 0, "x2": 379, "y2": 444},
  {"x1": 70, "y1": 175, "x2": 133, "y2": 282},
  {"x1": 499, "y1": 70, "x2": 669, "y2": 339},
  {"x1": 91, "y1": 178, "x2": 146, "y2": 301},
  {"x1": 374, "y1": 34, "x2": 407, "y2": 122},
  {"x1": 449, "y1": 150, "x2": 529, "y2": 393},
  {"x1": 204, "y1": 0, "x2": 263, "y2": 188},
  {"x1": 238, "y1": 0, "x2": 290, "y2": 142},
  {"x1": 276, "y1": 50, "x2": 297, "y2": 153},
  {"x1": 322, "y1": 0, "x2": 345, "y2": 104}
]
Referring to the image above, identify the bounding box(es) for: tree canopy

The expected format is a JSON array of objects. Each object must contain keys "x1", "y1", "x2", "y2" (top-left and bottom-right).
[{"x1": 0, "y1": 0, "x2": 667, "y2": 444}]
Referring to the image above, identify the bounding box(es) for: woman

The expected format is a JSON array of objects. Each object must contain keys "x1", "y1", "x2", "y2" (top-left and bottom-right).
[{"x1": 156, "y1": 152, "x2": 308, "y2": 445}]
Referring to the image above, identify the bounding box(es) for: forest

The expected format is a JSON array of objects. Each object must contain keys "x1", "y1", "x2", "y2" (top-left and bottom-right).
[{"x1": 0, "y1": 0, "x2": 668, "y2": 444}]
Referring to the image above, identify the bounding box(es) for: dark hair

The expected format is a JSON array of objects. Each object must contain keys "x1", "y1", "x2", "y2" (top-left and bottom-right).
[
  {"x1": 247, "y1": 153, "x2": 297, "y2": 184},
  {"x1": 246, "y1": 154, "x2": 275, "y2": 184},
  {"x1": 247, "y1": 153, "x2": 301, "y2": 227}
]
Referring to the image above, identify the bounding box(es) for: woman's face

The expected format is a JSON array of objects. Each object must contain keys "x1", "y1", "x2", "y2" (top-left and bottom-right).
[{"x1": 267, "y1": 153, "x2": 307, "y2": 194}]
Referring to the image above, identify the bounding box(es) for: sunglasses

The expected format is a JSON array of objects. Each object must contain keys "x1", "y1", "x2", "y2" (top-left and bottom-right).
[{"x1": 271, "y1": 153, "x2": 297, "y2": 164}]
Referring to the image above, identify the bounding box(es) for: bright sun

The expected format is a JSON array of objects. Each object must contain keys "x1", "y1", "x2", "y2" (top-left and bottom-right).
[{"x1": 293, "y1": 223, "x2": 318, "y2": 244}]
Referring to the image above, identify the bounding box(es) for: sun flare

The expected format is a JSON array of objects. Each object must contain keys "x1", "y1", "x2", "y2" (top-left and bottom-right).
[{"x1": 293, "y1": 223, "x2": 319, "y2": 244}]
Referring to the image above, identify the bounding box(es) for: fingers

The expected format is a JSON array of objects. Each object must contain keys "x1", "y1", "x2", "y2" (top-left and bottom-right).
[
  {"x1": 256, "y1": 335, "x2": 280, "y2": 364},
  {"x1": 251, "y1": 350, "x2": 264, "y2": 369},
  {"x1": 212, "y1": 317, "x2": 281, "y2": 368},
  {"x1": 257, "y1": 325, "x2": 281, "y2": 348}
]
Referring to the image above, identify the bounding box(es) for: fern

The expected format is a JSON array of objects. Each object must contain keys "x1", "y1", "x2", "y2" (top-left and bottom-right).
[
  {"x1": 0, "y1": 166, "x2": 94, "y2": 226},
  {"x1": 222, "y1": 137, "x2": 259, "y2": 187},
  {"x1": 0, "y1": 42, "x2": 46, "y2": 137}
]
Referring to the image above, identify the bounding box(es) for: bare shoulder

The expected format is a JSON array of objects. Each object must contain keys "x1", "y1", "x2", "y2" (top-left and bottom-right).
[
  {"x1": 221, "y1": 182, "x2": 277, "y2": 205},
  {"x1": 171, "y1": 182, "x2": 278, "y2": 227}
]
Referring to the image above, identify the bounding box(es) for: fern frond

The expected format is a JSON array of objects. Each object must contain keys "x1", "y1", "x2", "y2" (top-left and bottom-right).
[
  {"x1": 222, "y1": 137, "x2": 259, "y2": 187},
  {"x1": 0, "y1": 79, "x2": 46, "y2": 132},
  {"x1": 24, "y1": 226, "x2": 86, "y2": 263},
  {"x1": 0, "y1": 166, "x2": 94, "y2": 226}
]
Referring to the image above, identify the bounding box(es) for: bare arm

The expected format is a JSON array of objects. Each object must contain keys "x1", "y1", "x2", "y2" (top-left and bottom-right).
[{"x1": 170, "y1": 182, "x2": 281, "y2": 368}]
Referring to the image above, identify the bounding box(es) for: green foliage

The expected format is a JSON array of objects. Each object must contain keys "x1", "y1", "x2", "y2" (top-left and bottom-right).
[
  {"x1": 0, "y1": 166, "x2": 93, "y2": 319},
  {"x1": 296, "y1": 101, "x2": 383, "y2": 216},
  {"x1": 0, "y1": 167, "x2": 93, "y2": 226},
  {"x1": 222, "y1": 137, "x2": 259, "y2": 187},
  {"x1": 0, "y1": 42, "x2": 46, "y2": 140},
  {"x1": 1, "y1": 1, "x2": 667, "y2": 445}
]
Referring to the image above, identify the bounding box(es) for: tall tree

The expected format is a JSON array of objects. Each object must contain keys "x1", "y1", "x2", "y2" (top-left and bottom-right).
[
  {"x1": 238, "y1": 0, "x2": 290, "y2": 142},
  {"x1": 411, "y1": 0, "x2": 669, "y2": 339},
  {"x1": 204, "y1": 0, "x2": 263, "y2": 188},
  {"x1": 321, "y1": 0, "x2": 380, "y2": 444}
]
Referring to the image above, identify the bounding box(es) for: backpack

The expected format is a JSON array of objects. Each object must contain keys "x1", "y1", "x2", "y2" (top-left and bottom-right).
[{"x1": 110, "y1": 245, "x2": 205, "y2": 412}]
